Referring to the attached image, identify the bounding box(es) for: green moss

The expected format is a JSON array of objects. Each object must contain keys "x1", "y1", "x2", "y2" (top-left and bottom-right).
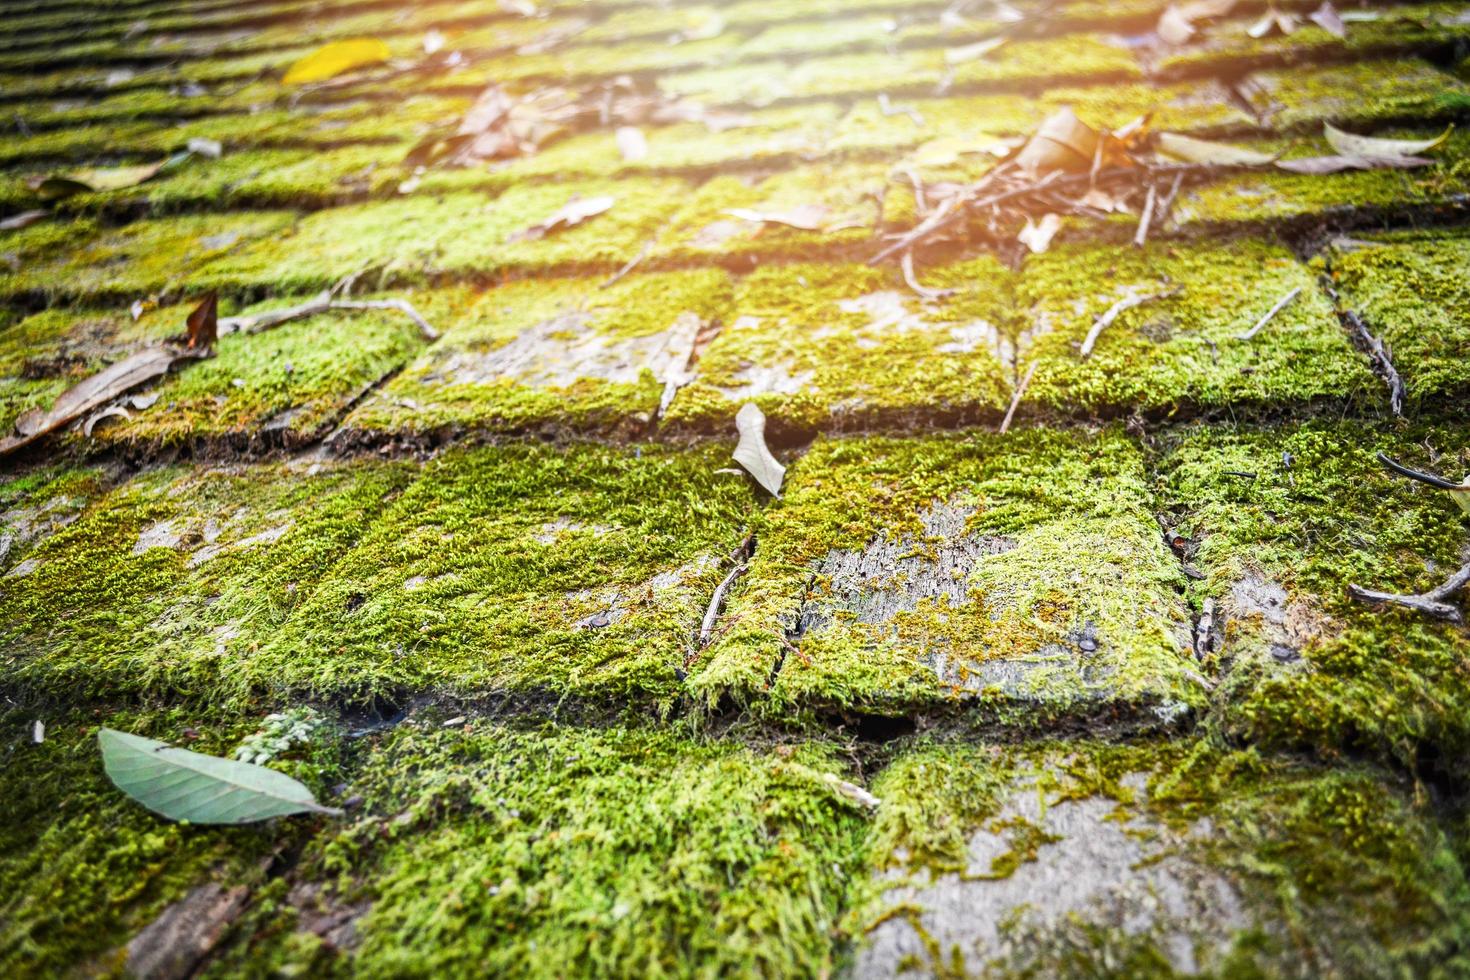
[
  {"x1": 3, "y1": 211, "x2": 297, "y2": 303},
  {"x1": 206, "y1": 721, "x2": 866, "y2": 978},
  {"x1": 0, "y1": 458, "x2": 416, "y2": 707},
  {"x1": 852, "y1": 739, "x2": 1470, "y2": 978},
  {"x1": 1155, "y1": 420, "x2": 1470, "y2": 770},
  {"x1": 0, "y1": 705, "x2": 344, "y2": 977},
  {"x1": 827, "y1": 92, "x2": 1040, "y2": 157},
  {"x1": 652, "y1": 163, "x2": 885, "y2": 266},
  {"x1": 1328, "y1": 230, "x2": 1470, "y2": 406},
  {"x1": 663, "y1": 257, "x2": 1013, "y2": 435},
  {"x1": 1016, "y1": 238, "x2": 1380, "y2": 417},
  {"x1": 940, "y1": 33, "x2": 1142, "y2": 89},
  {"x1": 252, "y1": 441, "x2": 755, "y2": 705},
  {"x1": 347, "y1": 269, "x2": 733, "y2": 439},
  {"x1": 1157, "y1": 3, "x2": 1470, "y2": 78},
  {"x1": 1241, "y1": 57, "x2": 1470, "y2": 133},
  {"x1": 694, "y1": 428, "x2": 1204, "y2": 719},
  {"x1": 1037, "y1": 80, "x2": 1255, "y2": 136}
]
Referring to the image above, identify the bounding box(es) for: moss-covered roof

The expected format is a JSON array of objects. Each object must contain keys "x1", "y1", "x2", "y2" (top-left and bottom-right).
[{"x1": 3, "y1": 0, "x2": 1470, "y2": 975}]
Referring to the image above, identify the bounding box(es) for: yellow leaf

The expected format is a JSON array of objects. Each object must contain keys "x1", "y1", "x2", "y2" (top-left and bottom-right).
[{"x1": 282, "y1": 39, "x2": 391, "y2": 85}]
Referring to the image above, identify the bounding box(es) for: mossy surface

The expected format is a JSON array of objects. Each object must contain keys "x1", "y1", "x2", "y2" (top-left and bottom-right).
[
  {"x1": 0, "y1": 706, "x2": 341, "y2": 979},
  {"x1": 853, "y1": 739, "x2": 1470, "y2": 978},
  {"x1": 1, "y1": 457, "x2": 416, "y2": 706},
  {"x1": 664, "y1": 258, "x2": 1013, "y2": 435},
  {"x1": 1327, "y1": 230, "x2": 1470, "y2": 406},
  {"x1": 1015, "y1": 238, "x2": 1380, "y2": 417},
  {"x1": 257, "y1": 441, "x2": 755, "y2": 705},
  {"x1": 694, "y1": 428, "x2": 1203, "y2": 720},
  {"x1": 1241, "y1": 57, "x2": 1470, "y2": 133},
  {"x1": 347, "y1": 269, "x2": 733, "y2": 439},
  {"x1": 1155, "y1": 421, "x2": 1470, "y2": 769},
  {"x1": 202, "y1": 721, "x2": 868, "y2": 978}
]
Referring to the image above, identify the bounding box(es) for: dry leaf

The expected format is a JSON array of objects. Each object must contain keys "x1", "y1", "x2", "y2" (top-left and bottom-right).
[
  {"x1": 187, "y1": 137, "x2": 222, "y2": 159},
  {"x1": 1155, "y1": 131, "x2": 1276, "y2": 165},
  {"x1": 1, "y1": 347, "x2": 201, "y2": 455},
  {"x1": 28, "y1": 154, "x2": 185, "y2": 200},
  {"x1": 423, "y1": 28, "x2": 447, "y2": 54},
  {"x1": 1309, "y1": 1, "x2": 1346, "y2": 36},
  {"x1": 186, "y1": 293, "x2": 218, "y2": 350},
  {"x1": 676, "y1": 11, "x2": 726, "y2": 42},
  {"x1": 282, "y1": 38, "x2": 391, "y2": 85},
  {"x1": 944, "y1": 36, "x2": 1006, "y2": 66},
  {"x1": 1015, "y1": 108, "x2": 1100, "y2": 178},
  {"x1": 511, "y1": 195, "x2": 615, "y2": 241},
  {"x1": 1248, "y1": 7, "x2": 1302, "y2": 37},
  {"x1": 1017, "y1": 213, "x2": 1062, "y2": 253},
  {"x1": 1157, "y1": 0, "x2": 1237, "y2": 44},
  {"x1": 1324, "y1": 122, "x2": 1450, "y2": 159},
  {"x1": 823, "y1": 773, "x2": 881, "y2": 810},
  {"x1": 732, "y1": 402, "x2": 785, "y2": 497},
  {"x1": 1275, "y1": 154, "x2": 1434, "y2": 174},
  {"x1": 0, "y1": 210, "x2": 48, "y2": 231},
  {"x1": 723, "y1": 204, "x2": 831, "y2": 231},
  {"x1": 615, "y1": 126, "x2": 648, "y2": 162}
]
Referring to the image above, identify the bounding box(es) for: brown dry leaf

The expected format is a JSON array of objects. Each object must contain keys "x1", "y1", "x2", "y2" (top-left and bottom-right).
[
  {"x1": 511, "y1": 195, "x2": 615, "y2": 241},
  {"x1": 27, "y1": 155, "x2": 184, "y2": 201},
  {"x1": 1015, "y1": 107, "x2": 1099, "y2": 178},
  {"x1": 1308, "y1": 1, "x2": 1347, "y2": 36},
  {"x1": 1324, "y1": 122, "x2": 1451, "y2": 159},
  {"x1": 675, "y1": 11, "x2": 726, "y2": 42},
  {"x1": 1155, "y1": 131, "x2": 1276, "y2": 165},
  {"x1": 1157, "y1": 0, "x2": 1237, "y2": 44},
  {"x1": 2, "y1": 347, "x2": 203, "y2": 455},
  {"x1": 186, "y1": 293, "x2": 218, "y2": 350},
  {"x1": 723, "y1": 204, "x2": 832, "y2": 231},
  {"x1": 944, "y1": 36, "x2": 1007, "y2": 66},
  {"x1": 1017, "y1": 213, "x2": 1062, "y2": 253}
]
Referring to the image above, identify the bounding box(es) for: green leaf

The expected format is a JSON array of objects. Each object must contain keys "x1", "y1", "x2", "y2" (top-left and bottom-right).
[{"x1": 98, "y1": 728, "x2": 342, "y2": 824}]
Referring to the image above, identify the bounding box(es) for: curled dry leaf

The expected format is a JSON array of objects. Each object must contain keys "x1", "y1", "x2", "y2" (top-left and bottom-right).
[
  {"x1": 944, "y1": 36, "x2": 1006, "y2": 66},
  {"x1": 511, "y1": 194, "x2": 615, "y2": 241},
  {"x1": 1017, "y1": 212, "x2": 1062, "y2": 253},
  {"x1": 1014, "y1": 107, "x2": 1099, "y2": 178},
  {"x1": 823, "y1": 773, "x2": 881, "y2": 810},
  {"x1": 1324, "y1": 122, "x2": 1451, "y2": 159},
  {"x1": 282, "y1": 38, "x2": 392, "y2": 85},
  {"x1": 615, "y1": 125, "x2": 648, "y2": 162},
  {"x1": 723, "y1": 204, "x2": 831, "y2": 231},
  {"x1": 1276, "y1": 154, "x2": 1434, "y2": 174},
  {"x1": 732, "y1": 402, "x2": 785, "y2": 497},
  {"x1": 1247, "y1": 9, "x2": 1299, "y2": 37},
  {"x1": 1155, "y1": 131, "x2": 1276, "y2": 166},
  {"x1": 1309, "y1": 1, "x2": 1347, "y2": 37},
  {"x1": 27, "y1": 152, "x2": 190, "y2": 201},
  {"x1": 99, "y1": 728, "x2": 342, "y2": 824},
  {"x1": 1157, "y1": 0, "x2": 1237, "y2": 44},
  {"x1": 186, "y1": 292, "x2": 218, "y2": 350},
  {"x1": 0, "y1": 209, "x2": 48, "y2": 231}
]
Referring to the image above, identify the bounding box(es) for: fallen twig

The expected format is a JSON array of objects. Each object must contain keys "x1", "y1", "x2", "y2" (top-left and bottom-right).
[
  {"x1": 1079, "y1": 289, "x2": 1176, "y2": 360},
  {"x1": 697, "y1": 562, "x2": 747, "y2": 650},
  {"x1": 901, "y1": 251, "x2": 956, "y2": 301},
  {"x1": 1349, "y1": 560, "x2": 1470, "y2": 623},
  {"x1": 221, "y1": 293, "x2": 438, "y2": 341},
  {"x1": 1377, "y1": 451, "x2": 1465, "y2": 490},
  {"x1": 599, "y1": 238, "x2": 652, "y2": 289},
  {"x1": 1343, "y1": 308, "x2": 1405, "y2": 415},
  {"x1": 999, "y1": 360, "x2": 1037, "y2": 434},
  {"x1": 1236, "y1": 285, "x2": 1302, "y2": 341},
  {"x1": 1132, "y1": 182, "x2": 1157, "y2": 248}
]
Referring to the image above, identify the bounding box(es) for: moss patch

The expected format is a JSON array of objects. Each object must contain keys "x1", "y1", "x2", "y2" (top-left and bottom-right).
[
  {"x1": 694, "y1": 427, "x2": 1203, "y2": 720},
  {"x1": 1015, "y1": 238, "x2": 1380, "y2": 417}
]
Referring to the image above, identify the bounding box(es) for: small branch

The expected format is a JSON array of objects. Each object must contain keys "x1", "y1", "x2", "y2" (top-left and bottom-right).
[
  {"x1": 999, "y1": 359, "x2": 1037, "y2": 434},
  {"x1": 1154, "y1": 171, "x2": 1185, "y2": 229},
  {"x1": 1348, "y1": 560, "x2": 1470, "y2": 623},
  {"x1": 1132, "y1": 182, "x2": 1157, "y2": 248},
  {"x1": 1343, "y1": 308, "x2": 1404, "y2": 415},
  {"x1": 697, "y1": 563, "x2": 747, "y2": 650},
  {"x1": 901, "y1": 251, "x2": 955, "y2": 301},
  {"x1": 600, "y1": 239, "x2": 652, "y2": 289},
  {"x1": 220, "y1": 293, "x2": 438, "y2": 341},
  {"x1": 1079, "y1": 289, "x2": 1176, "y2": 360},
  {"x1": 1236, "y1": 285, "x2": 1302, "y2": 341}
]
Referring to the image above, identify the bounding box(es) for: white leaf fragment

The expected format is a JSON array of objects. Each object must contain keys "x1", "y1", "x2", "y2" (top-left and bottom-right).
[
  {"x1": 732, "y1": 402, "x2": 785, "y2": 497},
  {"x1": 1324, "y1": 122, "x2": 1451, "y2": 159},
  {"x1": 823, "y1": 773, "x2": 881, "y2": 809}
]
